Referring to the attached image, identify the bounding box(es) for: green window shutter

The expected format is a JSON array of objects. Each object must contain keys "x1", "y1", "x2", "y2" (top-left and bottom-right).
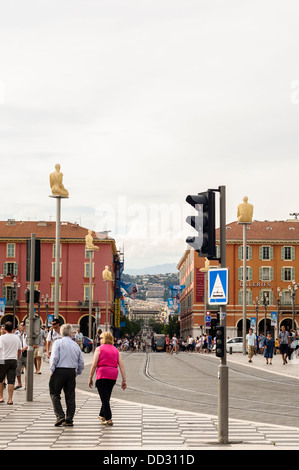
[
  {"x1": 13, "y1": 263, "x2": 18, "y2": 276},
  {"x1": 3, "y1": 286, "x2": 7, "y2": 298},
  {"x1": 269, "y1": 246, "x2": 273, "y2": 260},
  {"x1": 270, "y1": 267, "x2": 274, "y2": 281},
  {"x1": 238, "y1": 246, "x2": 242, "y2": 260},
  {"x1": 259, "y1": 246, "x2": 263, "y2": 260},
  {"x1": 292, "y1": 267, "x2": 295, "y2": 281},
  {"x1": 3, "y1": 263, "x2": 7, "y2": 276},
  {"x1": 248, "y1": 267, "x2": 253, "y2": 281},
  {"x1": 238, "y1": 290, "x2": 243, "y2": 305},
  {"x1": 238, "y1": 267, "x2": 242, "y2": 281},
  {"x1": 248, "y1": 291, "x2": 252, "y2": 305},
  {"x1": 281, "y1": 268, "x2": 284, "y2": 281},
  {"x1": 248, "y1": 246, "x2": 252, "y2": 260},
  {"x1": 292, "y1": 247, "x2": 295, "y2": 260},
  {"x1": 259, "y1": 267, "x2": 263, "y2": 281},
  {"x1": 281, "y1": 246, "x2": 284, "y2": 260}
]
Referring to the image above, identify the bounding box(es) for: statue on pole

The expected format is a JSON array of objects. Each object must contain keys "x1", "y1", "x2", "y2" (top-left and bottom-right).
[
  {"x1": 237, "y1": 196, "x2": 253, "y2": 223},
  {"x1": 85, "y1": 229, "x2": 99, "y2": 251},
  {"x1": 50, "y1": 164, "x2": 69, "y2": 197}
]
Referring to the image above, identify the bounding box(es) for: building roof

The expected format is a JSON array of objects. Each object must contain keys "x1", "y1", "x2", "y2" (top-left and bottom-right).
[
  {"x1": 217, "y1": 220, "x2": 299, "y2": 242},
  {"x1": 0, "y1": 220, "x2": 116, "y2": 245}
]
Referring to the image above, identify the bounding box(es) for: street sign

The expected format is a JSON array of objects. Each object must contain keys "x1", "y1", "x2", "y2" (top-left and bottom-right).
[{"x1": 208, "y1": 268, "x2": 229, "y2": 305}]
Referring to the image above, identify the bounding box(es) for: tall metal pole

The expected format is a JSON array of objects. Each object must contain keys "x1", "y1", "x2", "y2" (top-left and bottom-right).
[
  {"x1": 54, "y1": 197, "x2": 61, "y2": 320},
  {"x1": 26, "y1": 233, "x2": 35, "y2": 402},
  {"x1": 218, "y1": 185, "x2": 229, "y2": 445},
  {"x1": 106, "y1": 280, "x2": 108, "y2": 332},
  {"x1": 242, "y1": 223, "x2": 247, "y2": 354},
  {"x1": 88, "y1": 251, "x2": 93, "y2": 339}
]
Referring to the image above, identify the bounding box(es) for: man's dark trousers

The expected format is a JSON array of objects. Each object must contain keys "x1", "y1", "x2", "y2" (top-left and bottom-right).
[{"x1": 49, "y1": 367, "x2": 76, "y2": 422}]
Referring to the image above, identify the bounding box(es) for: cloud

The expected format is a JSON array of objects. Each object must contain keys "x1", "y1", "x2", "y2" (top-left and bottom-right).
[{"x1": 1, "y1": 0, "x2": 299, "y2": 268}]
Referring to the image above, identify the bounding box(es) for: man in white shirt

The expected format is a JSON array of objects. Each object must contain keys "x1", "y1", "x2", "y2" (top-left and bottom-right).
[
  {"x1": 246, "y1": 328, "x2": 256, "y2": 363},
  {"x1": 46, "y1": 319, "x2": 62, "y2": 358},
  {"x1": 15, "y1": 321, "x2": 28, "y2": 390},
  {"x1": 0, "y1": 322, "x2": 22, "y2": 404}
]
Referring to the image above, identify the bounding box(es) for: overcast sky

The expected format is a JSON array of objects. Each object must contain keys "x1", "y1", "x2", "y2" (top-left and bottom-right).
[{"x1": 1, "y1": 0, "x2": 299, "y2": 269}]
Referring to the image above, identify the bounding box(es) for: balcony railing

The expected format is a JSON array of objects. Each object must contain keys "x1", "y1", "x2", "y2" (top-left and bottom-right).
[{"x1": 78, "y1": 300, "x2": 99, "y2": 310}]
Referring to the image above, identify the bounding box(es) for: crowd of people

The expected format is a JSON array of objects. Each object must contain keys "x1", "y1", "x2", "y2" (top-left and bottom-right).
[
  {"x1": 246, "y1": 326, "x2": 299, "y2": 365},
  {"x1": 0, "y1": 320, "x2": 127, "y2": 426}
]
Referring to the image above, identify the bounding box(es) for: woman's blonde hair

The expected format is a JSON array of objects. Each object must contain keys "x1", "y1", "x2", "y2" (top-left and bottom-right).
[{"x1": 101, "y1": 331, "x2": 114, "y2": 345}]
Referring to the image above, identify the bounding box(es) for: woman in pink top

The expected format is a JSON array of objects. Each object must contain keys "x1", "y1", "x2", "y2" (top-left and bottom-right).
[{"x1": 88, "y1": 331, "x2": 126, "y2": 425}]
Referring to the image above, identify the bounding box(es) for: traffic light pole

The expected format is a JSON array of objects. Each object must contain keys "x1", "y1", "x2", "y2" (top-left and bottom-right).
[
  {"x1": 26, "y1": 233, "x2": 35, "y2": 402},
  {"x1": 218, "y1": 185, "x2": 229, "y2": 444}
]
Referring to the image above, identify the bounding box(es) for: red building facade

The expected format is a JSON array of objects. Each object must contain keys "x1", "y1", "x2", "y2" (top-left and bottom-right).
[{"x1": 0, "y1": 220, "x2": 120, "y2": 335}]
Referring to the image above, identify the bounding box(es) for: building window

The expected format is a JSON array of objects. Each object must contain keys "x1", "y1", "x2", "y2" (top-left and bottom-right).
[
  {"x1": 238, "y1": 266, "x2": 252, "y2": 281},
  {"x1": 238, "y1": 246, "x2": 252, "y2": 260},
  {"x1": 84, "y1": 262, "x2": 95, "y2": 278},
  {"x1": 51, "y1": 262, "x2": 62, "y2": 277},
  {"x1": 238, "y1": 289, "x2": 252, "y2": 305},
  {"x1": 281, "y1": 290, "x2": 291, "y2": 306},
  {"x1": 84, "y1": 285, "x2": 94, "y2": 301},
  {"x1": 259, "y1": 290, "x2": 273, "y2": 305},
  {"x1": 281, "y1": 267, "x2": 295, "y2": 282},
  {"x1": 3, "y1": 286, "x2": 13, "y2": 301},
  {"x1": 259, "y1": 246, "x2": 273, "y2": 260},
  {"x1": 3, "y1": 262, "x2": 18, "y2": 277},
  {"x1": 281, "y1": 246, "x2": 295, "y2": 261},
  {"x1": 259, "y1": 267, "x2": 273, "y2": 281},
  {"x1": 6, "y1": 243, "x2": 15, "y2": 258}
]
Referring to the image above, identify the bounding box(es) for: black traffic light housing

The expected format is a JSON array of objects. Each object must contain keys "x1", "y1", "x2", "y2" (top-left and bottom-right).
[
  {"x1": 25, "y1": 289, "x2": 40, "y2": 304},
  {"x1": 215, "y1": 325, "x2": 225, "y2": 358},
  {"x1": 186, "y1": 189, "x2": 216, "y2": 259}
]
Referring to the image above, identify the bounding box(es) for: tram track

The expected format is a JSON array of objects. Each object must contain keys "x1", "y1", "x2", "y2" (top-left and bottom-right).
[{"x1": 119, "y1": 352, "x2": 299, "y2": 420}]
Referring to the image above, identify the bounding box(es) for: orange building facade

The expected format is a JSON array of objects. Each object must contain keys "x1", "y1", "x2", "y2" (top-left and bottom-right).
[{"x1": 178, "y1": 220, "x2": 299, "y2": 339}]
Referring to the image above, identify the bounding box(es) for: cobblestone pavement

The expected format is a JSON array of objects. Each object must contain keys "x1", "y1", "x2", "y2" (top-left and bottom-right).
[{"x1": 0, "y1": 353, "x2": 299, "y2": 450}]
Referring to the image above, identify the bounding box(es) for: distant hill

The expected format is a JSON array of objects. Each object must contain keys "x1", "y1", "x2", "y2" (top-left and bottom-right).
[{"x1": 124, "y1": 263, "x2": 178, "y2": 275}]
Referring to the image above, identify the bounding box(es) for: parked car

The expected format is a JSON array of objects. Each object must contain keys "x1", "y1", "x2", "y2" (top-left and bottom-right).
[
  {"x1": 82, "y1": 336, "x2": 93, "y2": 353},
  {"x1": 226, "y1": 337, "x2": 243, "y2": 353}
]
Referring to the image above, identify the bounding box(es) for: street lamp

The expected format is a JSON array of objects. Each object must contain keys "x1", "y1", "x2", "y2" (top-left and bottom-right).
[
  {"x1": 263, "y1": 292, "x2": 269, "y2": 337},
  {"x1": 253, "y1": 296, "x2": 259, "y2": 341},
  {"x1": 276, "y1": 287, "x2": 282, "y2": 339},
  {"x1": 288, "y1": 281, "x2": 298, "y2": 331},
  {"x1": 11, "y1": 277, "x2": 21, "y2": 329}
]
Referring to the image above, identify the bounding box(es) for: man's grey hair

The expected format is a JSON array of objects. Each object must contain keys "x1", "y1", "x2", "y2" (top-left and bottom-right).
[{"x1": 61, "y1": 323, "x2": 73, "y2": 337}]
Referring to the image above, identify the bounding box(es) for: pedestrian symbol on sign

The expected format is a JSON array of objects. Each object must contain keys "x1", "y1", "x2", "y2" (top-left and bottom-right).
[{"x1": 208, "y1": 268, "x2": 229, "y2": 305}]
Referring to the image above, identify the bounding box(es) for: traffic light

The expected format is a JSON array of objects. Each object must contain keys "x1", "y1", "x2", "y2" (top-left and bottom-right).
[
  {"x1": 215, "y1": 325, "x2": 225, "y2": 358},
  {"x1": 25, "y1": 289, "x2": 40, "y2": 304},
  {"x1": 185, "y1": 189, "x2": 216, "y2": 259}
]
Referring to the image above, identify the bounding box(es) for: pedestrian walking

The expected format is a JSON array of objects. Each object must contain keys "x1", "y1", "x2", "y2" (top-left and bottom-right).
[
  {"x1": 34, "y1": 327, "x2": 46, "y2": 374},
  {"x1": 15, "y1": 322, "x2": 28, "y2": 390},
  {"x1": 49, "y1": 323, "x2": 84, "y2": 426},
  {"x1": 0, "y1": 322, "x2": 22, "y2": 405},
  {"x1": 171, "y1": 334, "x2": 178, "y2": 354},
  {"x1": 278, "y1": 325, "x2": 290, "y2": 365},
  {"x1": 95, "y1": 328, "x2": 102, "y2": 348},
  {"x1": 75, "y1": 328, "x2": 83, "y2": 351},
  {"x1": 88, "y1": 331, "x2": 126, "y2": 426},
  {"x1": 46, "y1": 319, "x2": 61, "y2": 359},
  {"x1": 264, "y1": 332, "x2": 275, "y2": 365},
  {"x1": 246, "y1": 328, "x2": 256, "y2": 363}
]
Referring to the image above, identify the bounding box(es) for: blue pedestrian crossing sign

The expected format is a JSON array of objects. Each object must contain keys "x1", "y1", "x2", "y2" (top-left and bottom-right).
[{"x1": 208, "y1": 268, "x2": 229, "y2": 305}]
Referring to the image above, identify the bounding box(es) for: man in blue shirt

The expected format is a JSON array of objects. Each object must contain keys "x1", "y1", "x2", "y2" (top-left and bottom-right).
[{"x1": 49, "y1": 323, "x2": 84, "y2": 426}]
